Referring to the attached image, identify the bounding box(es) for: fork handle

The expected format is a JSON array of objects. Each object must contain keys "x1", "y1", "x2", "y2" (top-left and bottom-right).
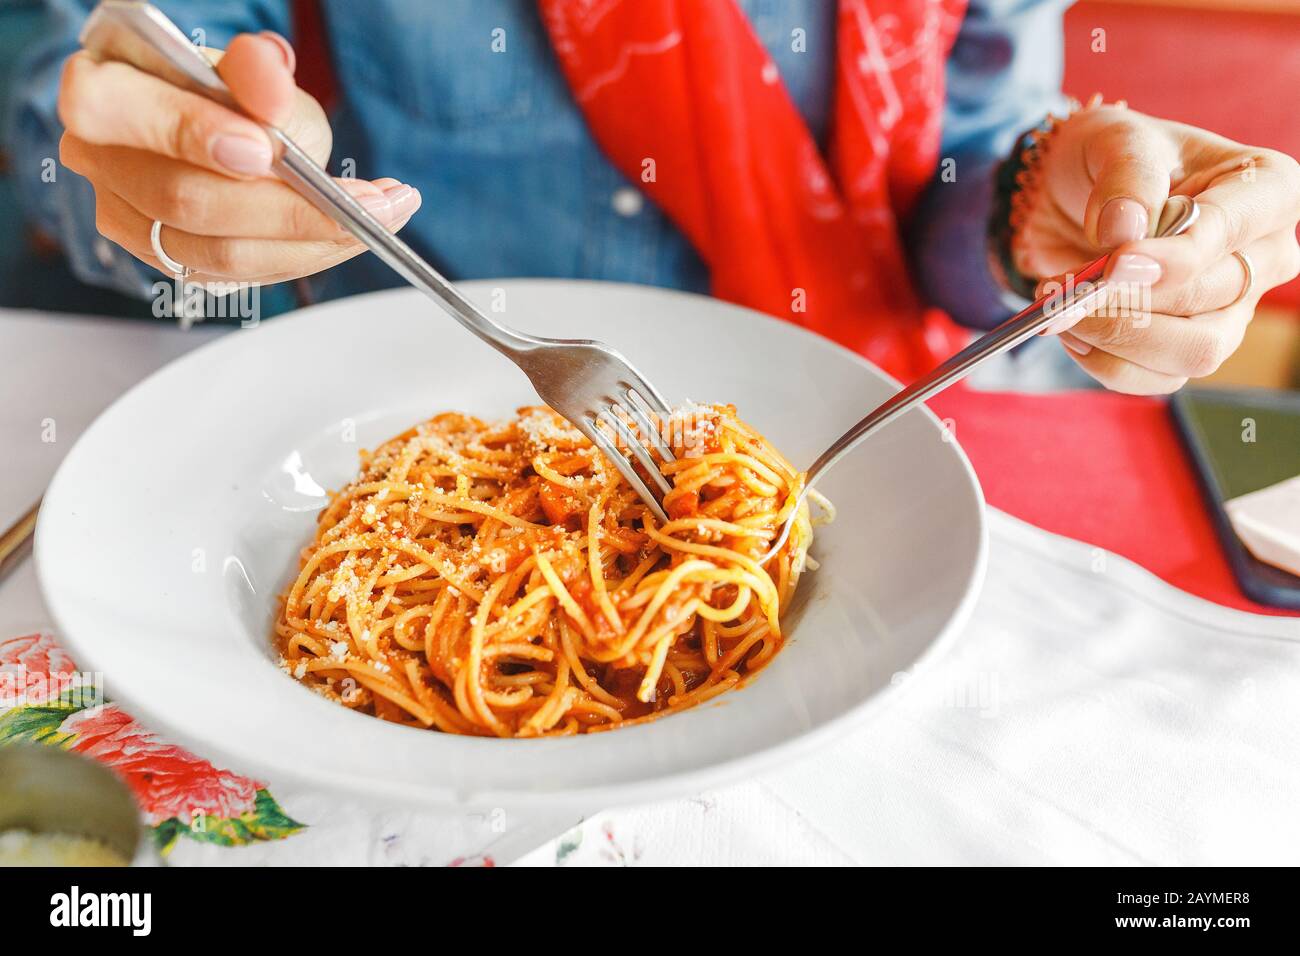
[
  {"x1": 803, "y1": 254, "x2": 1111, "y2": 483},
  {"x1": 80, "y1": 1, "x2": 539, "y2": 358},
  {"x1": 803, "y1": 194, "x2": 1199, "y2": 486}
]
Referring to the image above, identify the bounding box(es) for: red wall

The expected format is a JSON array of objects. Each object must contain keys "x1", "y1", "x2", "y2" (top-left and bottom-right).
[{"x1": 1063, "y1": 1, "x2": 1300, "y2": 306}]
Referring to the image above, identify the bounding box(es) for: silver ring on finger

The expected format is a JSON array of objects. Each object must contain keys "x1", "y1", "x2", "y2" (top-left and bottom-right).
[
  {"x1": 1230, "y1": 250, "x2": 1255, "y2": 307},
  {"x1": 150, "y1": 220, "x2": 193, "y2": 280}
]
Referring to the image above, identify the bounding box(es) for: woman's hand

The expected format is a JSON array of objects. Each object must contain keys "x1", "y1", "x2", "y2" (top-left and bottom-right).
[
  {"x1": 57, "y1": 32, "x2": 421, "y2": 286},
  {"x1": 1015, "y1": 104, "x2": 1300, "y2": 394}
]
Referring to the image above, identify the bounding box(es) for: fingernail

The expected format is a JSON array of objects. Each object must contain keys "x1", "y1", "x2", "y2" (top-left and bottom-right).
[
  {"x1": 355, "y1": 193, "x2": 394, "y2": 219},
  {"x1": 1106, "y1": 253, "x2": 1163, "y2": 286},
  {"x1": 258, "y1": 31, "x2": 296, "y2": 73},
  {"x1": 1099, "y1": 198, "x2": 1149, "y2": 247},
  {"x1": 1042, "y1": 315, "x2": 1080, "y2": 337},
  {"x1": 211, "y1": 134, "x2": 272, "y2": 176},
  {"x1": 356, "y1": 186, "x2": 418, "y2": 223},
  {"x1": 1060, "y1": 332, "x2": 1093, "y2": 356},
  {"x1": 385, "y1": 185, "x2": 420, "y2": 215}
]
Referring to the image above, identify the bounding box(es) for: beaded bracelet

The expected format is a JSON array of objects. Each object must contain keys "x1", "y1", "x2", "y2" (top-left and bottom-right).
[{"x1": 987, "y1": 93, "x2": 1120, "y2": 301}]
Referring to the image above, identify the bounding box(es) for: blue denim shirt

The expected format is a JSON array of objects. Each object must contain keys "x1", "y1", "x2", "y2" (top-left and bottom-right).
[{"x1": 9, "y1": 0, "x2": 1068, "y2": 329}]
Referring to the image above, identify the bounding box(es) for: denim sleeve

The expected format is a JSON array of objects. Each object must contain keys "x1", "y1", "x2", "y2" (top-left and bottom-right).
[
  {"x1": 5, "y1": 0, "x2": 291, "y2": 298},
  {"x1": 907, "y1": 0, "x2": 1073, "y2": 329}
]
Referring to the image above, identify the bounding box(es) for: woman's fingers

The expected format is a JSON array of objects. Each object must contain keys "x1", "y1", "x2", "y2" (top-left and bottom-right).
[
  {"x1": 1037, "y1": 227, "x2": 1299, "y2": 339},
  {"x1": 1049, "y1": 234, "x2": 1281, "y2": 385},
  {"x1": 59, "y1": 52, "x2": 275, "y2": 178},
  {"x1": 156, "y1": 190, "x2": 420, "y2": 279},
  {"x1": 1059, "y1": 341, "x2": 1189, "y2": 396},
  {"x1": 218, "y1": 32, "x2": 298, "y2": 126},
  {"x1": 1081, "y1": 108, "x2": 1180, "y2": 248},
  {"x1": 1061, "y1": 301, "x2": 1254, "y2": 380},
  {"x1": 1141, "y1": 228, "x2": 1300, "y2": 316},
  {"x1": 61, "y1": 136, "x2": 410, "y2": 241},
  {"x1": 1120, "y1": 147, "x2": 1300, "y2": 289},
  {"x1": 59, "y1": 32, "x2": 414, "y2": 289},
  {"x1": 91, "y1": 184, "x2": 421, "y2": 284}
]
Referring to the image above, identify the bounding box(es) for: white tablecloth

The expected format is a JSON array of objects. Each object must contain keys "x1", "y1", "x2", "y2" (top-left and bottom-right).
[
  {"x1": 523, "y1": 509, "x2": 1300, "y2": 865},
  {"x1": 5, "y1": 308, "x2": 1299, "y2": 866}
]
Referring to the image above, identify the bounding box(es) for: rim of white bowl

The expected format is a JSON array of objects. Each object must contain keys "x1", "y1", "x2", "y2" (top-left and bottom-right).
[{"x1": 35, "y1": 280, "x2": 988, "y2": 810}]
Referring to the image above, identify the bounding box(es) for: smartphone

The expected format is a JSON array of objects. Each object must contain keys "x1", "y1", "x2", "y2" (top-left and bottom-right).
[{"x1": 1170, "y1": 387, "x2": 1300, "y2": 609}]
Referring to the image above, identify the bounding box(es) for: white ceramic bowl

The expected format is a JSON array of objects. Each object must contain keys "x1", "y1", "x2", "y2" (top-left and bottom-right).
[{"x1": 37, "y1": 281, "x2": 986, "y2": 810}]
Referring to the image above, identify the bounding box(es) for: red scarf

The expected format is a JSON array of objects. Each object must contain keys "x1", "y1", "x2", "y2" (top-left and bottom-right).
[{"x1": 539, "y1": 0, "x2": 969, "y2": 380}]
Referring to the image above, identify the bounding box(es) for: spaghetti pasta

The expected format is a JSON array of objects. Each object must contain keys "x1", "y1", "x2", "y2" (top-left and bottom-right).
[{"x1": 274, "y1": 404, "x2": 828, "y2": 737}]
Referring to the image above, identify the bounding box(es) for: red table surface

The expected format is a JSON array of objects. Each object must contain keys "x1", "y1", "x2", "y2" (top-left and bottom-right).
[{"x1": 930, "y1": 386, "x2": 1298, "y2": 617}]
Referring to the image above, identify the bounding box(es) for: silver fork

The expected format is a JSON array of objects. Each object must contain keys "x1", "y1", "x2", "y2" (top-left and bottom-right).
[
  {"x1": 81, "y1": 1, "x2": 677, "y2": 522},
  {"x1": 763, "y1": 194, "x2": 1201, "y2": 561}
]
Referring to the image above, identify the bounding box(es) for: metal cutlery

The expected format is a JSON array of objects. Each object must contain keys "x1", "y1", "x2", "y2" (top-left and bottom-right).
[
  {"x1": 75, "y1": 1, "x2": 1201, "y2": 569},
  {"x1": 80, "y1": 1, "x2": 677, "y2": 522},
  {"x1": 762, "y1": 194, "x2": 1200, "y2": 560}
]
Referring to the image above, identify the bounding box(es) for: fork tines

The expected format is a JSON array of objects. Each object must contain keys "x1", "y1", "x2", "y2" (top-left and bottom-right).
[{"x1": 584, "y1": 387, "x2": 677, "y2": 524}]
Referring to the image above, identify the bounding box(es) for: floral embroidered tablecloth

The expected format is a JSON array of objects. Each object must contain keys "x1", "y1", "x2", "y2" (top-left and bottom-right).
[
  {"x1": 2, "y1": 632, "x2": 303, "y2": 855},
  {"x1": 1, "y1": 630, "x2": 577, "y2": 865}
]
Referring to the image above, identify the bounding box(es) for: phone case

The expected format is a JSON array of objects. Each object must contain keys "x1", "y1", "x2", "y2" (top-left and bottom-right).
[{"x1": 1170, "y1": 387, "x2": 1300, "y2": 610}]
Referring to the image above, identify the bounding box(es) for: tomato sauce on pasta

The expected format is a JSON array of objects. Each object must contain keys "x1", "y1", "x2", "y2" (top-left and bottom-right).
[{"x1": 275, "y1": 404, "x2": 827, "y2": 737}]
